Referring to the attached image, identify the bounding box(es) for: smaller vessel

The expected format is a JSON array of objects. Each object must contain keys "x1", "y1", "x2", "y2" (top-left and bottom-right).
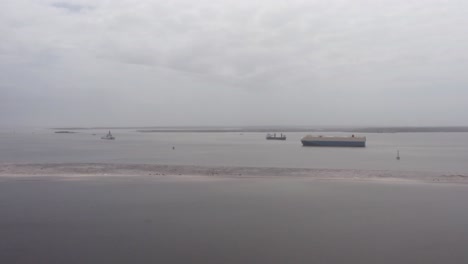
[
  {"x1": 266, "y1": 133, "x2": 286, "y2": 140},
  {"x1": 101, "y1": 130, "x2": 115, "y2": 140},
  {"x1": 396, "y1": 150, "x2": 400, "y2": 160}
]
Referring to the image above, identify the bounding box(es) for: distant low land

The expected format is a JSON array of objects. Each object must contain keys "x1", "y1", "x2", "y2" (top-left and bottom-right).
[
  {"x1": 54, "y1": 131, "x2": 77, "y2": 134},
  {"x1": 51, "y1": 126, "x2": 468, "y2": 133}
]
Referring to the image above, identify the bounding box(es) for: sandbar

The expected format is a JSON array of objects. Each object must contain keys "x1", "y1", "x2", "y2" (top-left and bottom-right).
[{"x1": 1, "y1": 163, "x2": 467, "y2": 184}]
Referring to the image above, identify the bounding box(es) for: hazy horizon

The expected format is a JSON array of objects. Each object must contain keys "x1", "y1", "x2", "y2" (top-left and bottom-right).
[
  {"x1": 2, "y1": 0, "x2": 467, "y2": 127},
  {"x1": 3, "y1": 125, "x2": 468, "y2": 134}
]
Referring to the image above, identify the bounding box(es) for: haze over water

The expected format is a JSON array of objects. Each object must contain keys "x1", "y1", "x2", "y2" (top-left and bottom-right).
[{"x1": 1, "y1": 129, "x2": 467, "y2": 174}]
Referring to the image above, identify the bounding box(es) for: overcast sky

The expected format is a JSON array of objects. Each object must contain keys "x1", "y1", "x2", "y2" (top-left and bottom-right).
[{"x1": 1, "y1": 0, "x2": 467, "y2": 127}]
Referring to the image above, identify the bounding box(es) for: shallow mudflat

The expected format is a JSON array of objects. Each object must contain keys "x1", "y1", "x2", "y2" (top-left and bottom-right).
[{"x1": 1, "y1": 163, "x2": 467, "y2": 184}]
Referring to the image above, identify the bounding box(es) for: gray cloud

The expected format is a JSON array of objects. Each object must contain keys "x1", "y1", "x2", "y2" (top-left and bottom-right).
[
  {"x1": 1, "y1": 0, "x2": 468, "y2": 127},
  {"x1": 52, "y1": 2, "x2": 92, "y2": 13}
]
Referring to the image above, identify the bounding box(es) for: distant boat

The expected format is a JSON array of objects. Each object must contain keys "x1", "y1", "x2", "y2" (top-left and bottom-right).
[
  {"x1": 101, "y1": 131, "x2": 115, "y2": 140},
  {"x1": 266, "y1": 133, "x2": 286, "y2": 140},
  {"x1": 54, "y1": 131, "x2": 76, "y2": 134},
  {"x1": 301, "y1": 134, "x2": 366, "y2": 147},
  {"x1": 396, "y1": 150, "x2": 400, "y2": 160}
]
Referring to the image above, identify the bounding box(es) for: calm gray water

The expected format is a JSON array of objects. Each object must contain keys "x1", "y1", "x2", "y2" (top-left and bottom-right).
[
  {"x1": 1, "y1": 177, "x2": 468, "y2": 264},
  {"x1": 1, "y1": 129, "x2": 467, "y2": 174},
  {"x1": 2, "y1": 130, "x2": 468, "y2": 263}
]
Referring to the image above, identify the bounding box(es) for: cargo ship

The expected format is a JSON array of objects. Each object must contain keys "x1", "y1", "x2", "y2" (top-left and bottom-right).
[
  {"x1": 266, "y1": 133, "x2": 286, "y2": 140},
  {"x1": 301, "y1": 135, "x2": 365, "y2": 147}
]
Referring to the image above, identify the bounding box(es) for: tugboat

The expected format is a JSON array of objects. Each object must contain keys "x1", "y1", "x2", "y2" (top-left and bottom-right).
[
  {"x1": 101, "y1": 130, "x2": 115, "y2": 140},
  {"x1": 266, "y1": 133, "x2": 286, "y2": 140}
]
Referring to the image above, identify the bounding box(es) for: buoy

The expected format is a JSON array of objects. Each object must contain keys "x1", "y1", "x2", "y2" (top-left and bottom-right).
[{"x1": 396, "y1": 150, "x2": 400, "y2": 160}]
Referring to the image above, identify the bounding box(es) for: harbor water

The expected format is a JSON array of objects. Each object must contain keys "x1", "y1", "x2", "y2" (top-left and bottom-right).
[
  {"x1": 2, "y1": 129, "x2": 468, "y2": 264},
  {"x1": 1, "y1": 129, "x2": 467, "y2": 174}
]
